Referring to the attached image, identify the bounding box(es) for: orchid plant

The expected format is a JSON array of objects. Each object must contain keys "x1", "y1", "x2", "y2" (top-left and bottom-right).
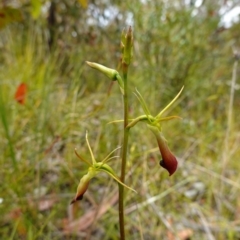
[{"x1": 72, "y1": 27, "x2": 183, "y2": 239}]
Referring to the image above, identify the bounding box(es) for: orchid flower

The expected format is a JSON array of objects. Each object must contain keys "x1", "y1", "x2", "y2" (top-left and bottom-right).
[
  {"x1": 126, "y1": 87, "x2": 184, "y2": 176},
  {"x1": 71, "y1": 132, "x2": 136, "y2": 204}
]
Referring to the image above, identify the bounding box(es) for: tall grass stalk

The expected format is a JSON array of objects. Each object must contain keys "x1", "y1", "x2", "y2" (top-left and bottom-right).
[
  {"x1": 222, "y1": 59, "x2": 238, "y2": 176},
  {"x1": 0, "y1": 85, "x2": 17, "y2": 170}
]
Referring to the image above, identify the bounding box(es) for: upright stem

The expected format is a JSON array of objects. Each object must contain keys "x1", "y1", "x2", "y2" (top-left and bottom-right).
[{"x1": 119, "y1": 63, "x2": 129, "y2": 240}]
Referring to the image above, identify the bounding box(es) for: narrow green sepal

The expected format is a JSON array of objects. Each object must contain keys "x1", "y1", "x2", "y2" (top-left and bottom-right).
[
  {"x1": 100, "y1": 168, "x2": 137, "y2": 193},
  {"x1": 126, "y1": 115, "x2": 155, "y2": 129},
  {"x1": 134, "y1": 89, "x2": 151, "y2": 116},
  {"x1": 107, "y1": 119, "x2": 124, "y2": 125},
  {"x1": 155, "y1": 116, "x2": 182, "y2": 122},
  {"x1": 156, "y1": 86, "x2": 184, "y2": 118}
]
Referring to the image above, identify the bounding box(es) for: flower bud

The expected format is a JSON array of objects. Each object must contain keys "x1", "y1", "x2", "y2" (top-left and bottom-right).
[
  {"x1": 86, "y1": 61, "x2": 119, "y2": 81},
  {"x1": 122, "y1": 26, "x2": 133, "y2": 65}
]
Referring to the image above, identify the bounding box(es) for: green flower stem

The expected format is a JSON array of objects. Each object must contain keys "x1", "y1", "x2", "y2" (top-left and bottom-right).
[{"x1": 119, "y1": 62, "x2": 129, "y2": 240}]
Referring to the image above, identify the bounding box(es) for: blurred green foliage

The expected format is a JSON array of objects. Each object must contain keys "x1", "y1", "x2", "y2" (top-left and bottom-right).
[{"x1": 0, "y1": 0, "x2": 240, "y2": 239}]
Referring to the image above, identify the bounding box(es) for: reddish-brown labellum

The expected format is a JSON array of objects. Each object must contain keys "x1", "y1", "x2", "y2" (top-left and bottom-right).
[
  {"x1": 156, "y1": 133, "x2": 178, "y2": 176},
  {"x1": 70, "y1": 194, "x2": 84, "y2": 204},
  {"x1": 70, "y1": 178, "x2": 90, "y2": 204}
]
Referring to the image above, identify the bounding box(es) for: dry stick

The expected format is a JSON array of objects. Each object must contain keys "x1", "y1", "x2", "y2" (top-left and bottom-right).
[
  {"x1": 126, "y1": 176, "x2": 195, "y2": 213},
  {"x1": 194, "y1": 207, "x2": 215, "y2": 240},
  {"x1": 64, "y1": 190, "x2": 119, "y2": 233},
  {"x1": 146, "y1": 193, "x2": 181, "y2": 240},
  {"x1": 182, "y1": 219, "x2": 240, "y2": 233},
  {"x1": 191, "y1": 162, "x2": 240, "y2": 190}
]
